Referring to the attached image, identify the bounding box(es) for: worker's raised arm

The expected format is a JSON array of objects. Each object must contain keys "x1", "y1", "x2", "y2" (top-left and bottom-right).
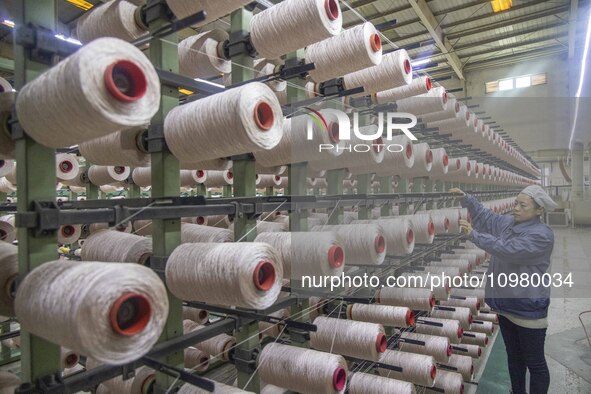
[{"x1": 450, "y1": 188, "x2": 512, "y2": 236}]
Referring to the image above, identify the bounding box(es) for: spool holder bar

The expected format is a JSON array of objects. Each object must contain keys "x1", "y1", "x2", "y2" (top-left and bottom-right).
[
  {"x1": 228, "y1": 61, "x2": 317, "y2": 90},
  {"x1": 141, "y1": 356, "x2": 214, "y2": 392},
  {"x1": 14, "y1": 23, "x2": 79, "y2": 65},
  {"x1": 281, "y1": 85, "x2": 364, "y2": 117},
  {"x1": 14, "y1": 319, "x2": 237, "y2": 394}
]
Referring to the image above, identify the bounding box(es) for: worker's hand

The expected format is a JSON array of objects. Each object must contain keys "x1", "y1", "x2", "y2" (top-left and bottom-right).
[
  {"x1": 449, "y1": 187, "x2": 465, "y2": 196},
  {"x1": 459, "y1": 219, "x2": 473, "y2": 236}
]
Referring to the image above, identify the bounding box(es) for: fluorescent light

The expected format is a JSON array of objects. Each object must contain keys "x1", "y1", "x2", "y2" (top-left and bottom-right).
[
  {"x1": 491, "y1": 0, "x2": 513, "y2": 13},
  {"x1": 499, "y1": 79, "x2": 514, "y2": 91},
  {"x1": 569, "y1": 6, "x2": 591, "y2": 148},
  {"x1": 515, "y1": 76, "x2": 531, "y2": 88},
  {"x1": 412, "y1": 58, "x2": 432, "y2": 66},
  {"x1": 66, "y1": 0, "x2": 94, "y2": 11},
  {"x1": 195, "y1": 78, "x2": 225, "y2": 88},
  {"x1": 55, "y1": 34, "x2": 82, "y2": 46},
  {"x1": 2, "y1": 19, "x2": 14, "y2": 28}
]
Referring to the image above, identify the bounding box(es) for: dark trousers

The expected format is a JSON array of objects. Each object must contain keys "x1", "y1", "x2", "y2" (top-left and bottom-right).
[{"x1": 498, "y1": 315, "x2": 550, "y2": 394}]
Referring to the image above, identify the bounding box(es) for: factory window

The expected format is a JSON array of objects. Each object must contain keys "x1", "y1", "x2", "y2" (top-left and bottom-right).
[{"x1": 485, "y1": 73, "x2": 547, "y2": 93}]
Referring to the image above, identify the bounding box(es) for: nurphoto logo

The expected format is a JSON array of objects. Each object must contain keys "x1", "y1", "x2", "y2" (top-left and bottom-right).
[{"x1": 305, "y1": 108, "x2": 418, "y2": 153}]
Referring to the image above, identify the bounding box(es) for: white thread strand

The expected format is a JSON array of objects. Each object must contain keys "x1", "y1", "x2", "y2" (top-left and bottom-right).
[
  {"x1": 0, "y1": 241, "x2": 17, "y2": 316},
  {"x1": 343, "y1": 50, "x2": 412, "y2": 97},
  {"x1": 425, "y1": 370, "x2": 464, "y2": 394},
  {"x1": 79, "y1": 128, "x2": 150, "y2": 167},
  {"x1": 76, "y1": 0, "x2": 144, "y2": 43},
  {"x1": 415, "y1": 317, "x2": 463, "y2": 344},
  {"x1": 81, "y1": 230, "x2": 152, "y2": 264},
  {"x1": 183, "y1": 320, "x2": 236, "y2": 361},
  {"x1": 165, "y1": 0, "x2": 251, "y2": 26},
  {"x1": 431, "y1": 306, "x2": 473, "y2": 330},
  {"x1": 310, "y1": 316, "x2": 386, "y2": 361},
  {"x1": 348, "y1": 371, "x2": 415, "y2": 394},
  {"x1": 16, "y1": 38, "x2": 160, "y2": 148},
  {"x1": 182, "y1": 306, "x2": 209, "y2": 325},
  {"x1": 377, "y1": 349, "x2": 436, "y2": 387},
  {"x1": 166, "y1": 243, "x2": 282, "y2": 309},
  {"x1": 311, "y1": 224, "x2": 386, "y2": 266},
  {"x1": 258, "y1": 343, "x2": 348, "y2": 394},
  {"x1": 164, "y1": 83, "x2": 283, "y2": 163},
  {"x1": 88, "y1": 165, "x2": 130, "y2": 186},
  {"x1": 14, "y1": 260, "x2": 168, "y2": 364},
  {"x1": 181, "y1": 223, "x2": 234, "y2": 243},
  {"x1": 374, "y1": 76, "x2": 431, "y2": 104},
  {"x1": 306, "y1": 22, "x2": 382, "y2": 83},
  {"x1": 399, "y1": 332, "x2": 451, "y2": 363},
  {"x1": 377, "y1": 287, "x2": 435, "y2": 312},
  {"x1": 178, "y1": 30, "x2": 230, "y2": 79},
  {"x1": 250, "y1": 0, "x2": 342, "y2": 60},
  {"x1": 396, "y1": 86, "x2": 448, "y2": 115}
]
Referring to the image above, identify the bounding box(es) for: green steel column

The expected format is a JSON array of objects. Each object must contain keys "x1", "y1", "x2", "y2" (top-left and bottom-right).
[
  {"x1": 13, "y1": 0, "x2": 61, "y2": 382},
  {"x1": 128, "y1": 179, "x2": 140, "y2": 198},
  {"x1": 357, "y1": 174, "x2": 370, "y2": 219},
  {"x1": 147, "y1": 14, "x2": 183, "y2": 394},
  {"x1": 195, "y1": 183, "x2": 206, "y2": 196},
  {"x1": 443, "y1": 181, "x2": 452, "y2": 207},
  {"x1": 0, "y1": 193, "x2": 6, "y2": 203},
  {"x1": 397, "y1": 177, "x2": 408, "y2": 215},
  {"x1": 230, "y1": 9, "x2": 260, "y2": 392},
  {"x1": 85, "y1": 170, "x2": 99, "y2": 200},
  {"x1": 425, "y1": 179, "x2": 434, "y2": 209},
  {"x1": 265, "y1": 186, "x2": 273, "y2": 196},
  {"x1": 380, "y1": 176, "x2": 393, "y2": 216},
  {"x1": 222, "y1": 184, "x2": 232, "y2": 197},
  {"x1": 327, "y1": 169, "x2": 344, "y2": 224}
]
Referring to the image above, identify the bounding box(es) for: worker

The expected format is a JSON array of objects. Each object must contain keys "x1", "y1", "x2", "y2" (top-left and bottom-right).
[{"x1": 450, "y1": 185, "x2": 557, "y2": 394}]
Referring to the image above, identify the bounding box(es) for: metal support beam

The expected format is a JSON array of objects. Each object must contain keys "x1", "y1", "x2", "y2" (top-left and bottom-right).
[{"x1": 407, "y1": 0, "x2": 464, "y2": 80}]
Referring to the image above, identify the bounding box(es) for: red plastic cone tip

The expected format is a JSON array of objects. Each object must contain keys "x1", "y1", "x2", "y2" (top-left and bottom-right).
[
  {"x1": 447, "y1": 345, "x2": 452, "y2": 357},
  {"x1": 426, "y1": 150, "x2": 433, "y2": 164},
  {"x1": 443, "y1": 154, "x2": 449, "y2": 166},
  {"x1": 460, "y1": 384, "x2": 465, "y2": 394},
  {"x1": 104, "y1": 60, "x2": 147, "y2": 103},
  {"x1": 429, "y1": 294, "x2": 436, "y2": 307},
  {"x1": 196, "y1": 217, "x2": 205, "y2": 225},
  {"x1": 468, "y1": 314, "x2": 473, "y2": 324},
  {"x1": 59, "y1": 160, "x2": 74, "y2": 173},
  {"x1": 478, "y1": 347, "x2": 482, "y2": 356},
  {"x1": 404, "y1": 59, "x2": 411, "y2": 74},
  {"x1": 376, "y1": 333, "x2": 387, "y2": 352},
  {"x1": 199, "y1": 310, "x2": 208, "y2": 320},
  {"x1": 485, "y1": 336, "x2": 489, "y2": 345},
  {"x1": 406, "y1": 229, "x2": 414, "y2": 244},
  {"x1": 476, "y1": 301, "x2": 481, "y2": 310},
  {"x1": 328, "y1": 245, "x2": 344, "y2": 268},
  {"x1": 426, "y1": 77, "x2": 432, "y2": 91},
  {"x1": 370, "y1": 33, "x2": 382, "y2": 52},
  {"x1": 325, "y1": 0, "x2": 340, "y2": 20},
  {"x1": 465, "y1": 111, "x2": 471, "y2": 121},
  {"x1": 405, "y1": 143, "x2": 413, "y2": 159},
  {"x1": 442, "y1": 91, "x2": 448, "y2": 104},
  {"x1": 61, "y1": 225, "x2": 75, "y2": 237},
  {"x1": 374, "y1": 137, "x2": 384, "y2": 153},
  {"x1": 329, "y1": 122, "x2": 340, "y2": 143},
  {"x1": 196, "y1": 170, "x2": 205, "y2": 178},
  {"x1": 110, "y1": 293, "x2": 152, "y2": 336},
  {"x1": 375, "y1": 235, "x2": 386, "y2": 254},
  {"x1": 428, "y1": 221, "x2": 435, "y2": 235},
  {"x1": 114, "y1": 166, "x2": 126, "y2": 175},
  {"x1": 457, "y1": 327, "x2": 464, "y2": 338},
  {"x1": 332, "y1": 368, "x2": 346, "y2": 391},
  {"x1": 65, "y1": 353, "x2": 79, "y2": 368},
  {"x1": 455, "y1": 101, "x2": 460, "y2": 113},
  {"x1": 227, "y1": 171, "x2": 233, "y2": 179},
  {"x1": 467, "y1": 162, "x2": 471, "y2": 172},
  {"x1": 444, "y1": 218, "x2": 449, "y2": 230},
  {"x1": 254, "y1": 101, "x2": 274, "y2": 131},
  {"x1": 430, "y1": 365, "x2": 437, "y2": 380},
  {"x1": 471, "y1": 365, "x2": 474, "y2": 375},
  {"x1": 253, "y1": 261, "x2": 276, "y2": 291},
  {"x1": 406, "y1": 309, "x2": 415, "y2": 326}
]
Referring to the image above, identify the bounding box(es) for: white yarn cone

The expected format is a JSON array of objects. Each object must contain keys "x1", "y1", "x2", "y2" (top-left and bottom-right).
[
  {"x1": 178, "y1": 30, "x2": 230, "y2": 79},
  {"x1": 254, "y1": 59, "x2": 286, "y2": 92},
  {"x1": 310, "y1": 316, "x2": 387, "y2": 361},
  {"x1": 165, "y1": 0, "x2": 252, "y2": 26},
  {"x1": 0, "y1": 178, "x2": 15, "y2": 194},
  {"x1": 250, "y1": 0, "x2": 343, "y2": 60},
  {"x1": 343, "y1": 50, "x2": 412, "y2": 97},
  {"x1": 81, "y1": 230, "x2": 152, "y2": 264},
  {"x1": 378, "y1": 350, "x2": 436, "y2": 387},
  {"x1": 181, "y1": 223, "x2": 234, "y2": 243},
  {"x1": 349, "y1": 372, "x2": 415, "y2": 394},
  {"x1": 0, "y1": 216, "x2": 15, "y2": 243},
  {"x1": 396, "y1": 86, "x2": 448, "y2": 116},
  {"x1": 164, "y1": 82, "x2": 283, "y2": 163},
  {"x1": 374, "y1": 76, "x2": 432, "y2": 104},
  {"x1": 182, "y1": 306, "x2": 209, "y2": 325},
  {"x1": 0, "y1": 160, "x2": 14, "y2": 179},
  {"x1": 346, "y1": 303, "x2": 414, "y2": 328},
  {"x1": 16, "y1": 38, "x2": 160, "y2": 148},
  {"x1": 353, "y1": 217, "x2": 415, "y2": 256},
  {"x1": 441, "y1": 354, "x2": 474, "y2": 381},
  {"x1": 398, "y1": 332, "x2": 451, "y2": 363},
  {"x1": 425, "y1": 370, "x2": 464, "y2": 394},
  {"x1": 56, "y1": 153, "x2": 81, "y2": 182},
  {"x1": 258, "y1": 343, "x2": 348, "y2": 394},
  {"x1": 431, "y1": 306, "x2": 473, "y2": 330},
  {"x1": 0, "y1": 241, "x2": 18, "y2": 316},
  {"x1": 311, "y1": 224, "x2": 386, "y2": 266},
  {"x1": 14, "y1": 260, "x2": 169, "y2": 364},
  {"x1": 79, "y1": 128, "x2": 150, "y2": 167},
  {"x1": 306, "y1": 22, "x2": 382, "y2": 83},
  {"x1": 183, "y1": 320, "x2": 235, "y2": 361},
  {"x1": 377, "y1": 287, "x2": 435, "y2": 312},
  {"x1": 76, "y1": 0, "x2": 144, "y2": 43},
  {"x1": 166, "y1": 242, "x2": 282, "y2": 309},
  {"x1": 88, "y1": 165, "x2": 130, "y2": 186},
  {"x1": 415, "y1": 317, "x2": 463, "y2": 344},
  {"x1": 58, "y1": 224, "x2": 83, "y2": 245}
]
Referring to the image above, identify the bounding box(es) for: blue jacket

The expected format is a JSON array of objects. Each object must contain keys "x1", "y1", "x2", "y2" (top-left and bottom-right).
[{"x1": 461, "y1": 195, "x2": 554, "y2": 319}]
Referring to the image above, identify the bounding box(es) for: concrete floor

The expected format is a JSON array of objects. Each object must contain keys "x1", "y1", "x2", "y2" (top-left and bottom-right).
[{"x1": 478, "y1": 227, "x2": 591, "y2": 394}]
